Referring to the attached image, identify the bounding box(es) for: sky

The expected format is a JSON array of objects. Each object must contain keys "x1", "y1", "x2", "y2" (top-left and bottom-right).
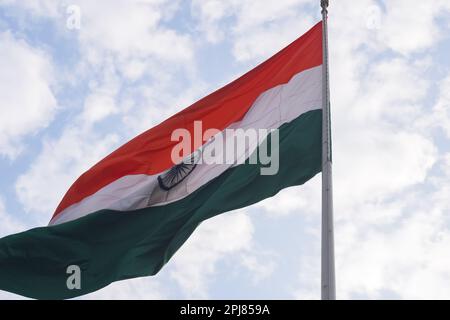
[{"x1": 0, "y1": 0, "x2": 450, "y2": 300}]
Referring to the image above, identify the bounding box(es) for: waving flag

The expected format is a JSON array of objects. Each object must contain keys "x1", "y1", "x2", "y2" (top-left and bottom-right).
[{"x1": 0, "y1": 21, "x2": 323, "y2": 299}]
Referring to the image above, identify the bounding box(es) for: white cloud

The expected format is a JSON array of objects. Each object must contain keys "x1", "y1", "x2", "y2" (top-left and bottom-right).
[
  {"x1": 231, "y1": 0, "x2": 314, "y2": 61},
  {"x1": 120, "y1": 59, "x2": 148, "y2": 82},
  {"x1": 74, "y1": 0, "x2": 193, "y2": 64},
  {"x1": 239, "y1": 252, "x2": 277, "y2": 284},
  {"x1": 82, "y1": 87, "x2": 118, "y2": 124},
  {"x1": 0, "y1": 289, "x2": 28, "y2": 300},
  {"x1": 335, "y1": 157, "x2": 450, "y2": 299},
  {"x1": 334, "y1": 129, "x2": 436, "y2": 214},
  {"x1": 82, "y1": 277, "x2": 166, "y2": 300},
  {"x1": 354, "y1": 58, "x2": 430, "y2": 122},
  {"x1": 81, "y1": 66, "x2": 120, "y2": 125},
  {"x1": 190, "y1": 0, "x2": 235, "y2": 43},
  {"x1": 376, "y1": 0, "x2": 448, "y2": 55},
  {"x1": 169, "y1": 211, "x2": 254, "y2": 298},
  {"x1": 431, "y1": 74, "x2": 450, "y2": 139},
  {"x1": 0, "y1": 32, "x2": 57, "y2": 158},
  {"x1": 191, "y1": 0, "x2": 314, "y2": 61},
  {"x1": 0, "y1": 0, "x2": 60, "y2": 18},
  {"x1": 232, "y1": 14, "x2": 315, "y2": 62},
  {"x1": 0, "y1": 197, "x2": 27, "y2": 238},
  {"x1": 256, "y1": 176, "x2": 321, "y2": 217},
  {"x1": 15, "y1": 127, "x2": 119, "y2": 225}
]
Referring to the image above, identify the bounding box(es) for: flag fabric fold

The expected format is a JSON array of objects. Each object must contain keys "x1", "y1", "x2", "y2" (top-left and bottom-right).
[{"x1": 0, "y1": 21, "x2": 323, "y2": 299}]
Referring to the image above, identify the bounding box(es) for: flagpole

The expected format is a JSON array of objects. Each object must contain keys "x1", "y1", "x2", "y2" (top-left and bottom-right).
[{"x1": 320, "y1": 0, "x2": 336, "y2": 300}]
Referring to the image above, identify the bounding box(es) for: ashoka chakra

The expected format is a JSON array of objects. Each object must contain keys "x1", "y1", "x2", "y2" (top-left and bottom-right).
[{"x1": 157, "y1": 151, "x2": 201, "y2": 191}]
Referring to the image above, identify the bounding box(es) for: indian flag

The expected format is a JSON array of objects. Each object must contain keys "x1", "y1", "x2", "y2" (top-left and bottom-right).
[{"x1": 0, "y1": 21, "x2": 323, "y2": 299}]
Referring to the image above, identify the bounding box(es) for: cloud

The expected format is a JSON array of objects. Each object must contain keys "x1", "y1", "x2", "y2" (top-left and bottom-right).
[
  {"x1": 239, "y1": 251, "x2": 277, "y2": 284},
  {"x1": 80, "y1": 65, "x2": 120, "y2": 125},
  {"x1": 169, "y1": 211, "x2": 255, "y2": 298},
  {"x1": 0, "y1": 0, "x2": 60, "y2": 18},
  {"x1": 255, "y1": 176, "x2": 321, "y2": 217},
  {"x1": 0, "y1": 31, "x2": 57, "y2": 158},
  {"x1": 230, "y1": 0, "x2": 314, "y2": 62},
  {"x1": 430, "y1": 74, "x2": 450, "y2": 139},
  {"x1": 15, "y1": 127, "x2": 119, "y2": 225},
  {"x1": 81, "y1": 277, "x2": 166, "y2": 300},
  {"x1": 232, "y1": 14, "x2": 315, "y2": 62},
  {"x1": 74, "y1": 0, "x2": 193, "y2": 64},
  {"x1": 191, "y1": 0, "x2": 314, "y2": 61},
  {"x1": 335, "y1": 155, "x2": 450, "y2": 299},
  {"x1": 0, "y1": 197, "x2": 27, "y2": 238},
  {"x1": 190, "y1": 0, "x2": 235, "y2": 43},
  {"x1": 376, "y1": 0, "x2": 450, "y2": 55}
]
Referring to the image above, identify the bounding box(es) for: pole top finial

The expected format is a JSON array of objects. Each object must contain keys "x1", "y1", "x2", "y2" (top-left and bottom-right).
[{"x1": 321, "y1": 0, "x2": 329, "y2": 9}]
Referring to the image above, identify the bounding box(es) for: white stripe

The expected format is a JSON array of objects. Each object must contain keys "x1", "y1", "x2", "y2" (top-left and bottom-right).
[{"x1": 51, "y1": 65, "x2": 322, "y2": 225}]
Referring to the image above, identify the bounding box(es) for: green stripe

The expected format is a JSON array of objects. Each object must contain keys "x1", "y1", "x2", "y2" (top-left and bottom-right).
[{"x1": 0, "y1": 109, "x2": 322, "y2": 299}]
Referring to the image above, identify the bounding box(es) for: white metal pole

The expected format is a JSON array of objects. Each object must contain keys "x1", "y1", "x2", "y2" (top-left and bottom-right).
[{"x1": 320, "y1": 0, "x2": 336, "y2": 300}]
